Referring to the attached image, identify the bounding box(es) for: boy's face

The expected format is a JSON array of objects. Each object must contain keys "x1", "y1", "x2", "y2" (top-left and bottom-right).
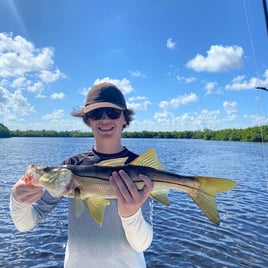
[{"x1": 88, "y1": 108, "x2": 126, "y2": 142}]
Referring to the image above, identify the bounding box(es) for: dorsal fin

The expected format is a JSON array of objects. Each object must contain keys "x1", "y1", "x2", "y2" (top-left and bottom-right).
[
  {"x1": 95, "y1": 157, "x2": 128, "y2": 167},
  {"x1": 130, "y1": 148, "x2": 164, "y2": 170}
]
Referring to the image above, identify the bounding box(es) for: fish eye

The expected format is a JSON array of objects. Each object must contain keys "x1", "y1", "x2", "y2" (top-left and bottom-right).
[
  {"x1": 43, "y1": 167, "x2": 51, "y2": 173},
  {"x1": 74, "y1": 187, "x2": 81, "y2": 194}
]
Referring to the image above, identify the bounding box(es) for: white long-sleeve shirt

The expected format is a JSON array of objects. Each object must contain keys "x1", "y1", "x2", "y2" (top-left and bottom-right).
[{"x1": 10, "y1": 147, "x2": 153, "y2": 268}]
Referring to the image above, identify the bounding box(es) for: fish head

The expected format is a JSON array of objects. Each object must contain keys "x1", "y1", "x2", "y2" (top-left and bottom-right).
[
  {"x1": 26, "y1": 165, "x2": 76, "y2": 197},
  {"x1": 40, "y1": 166, "x2": 76, "y2": 197}
]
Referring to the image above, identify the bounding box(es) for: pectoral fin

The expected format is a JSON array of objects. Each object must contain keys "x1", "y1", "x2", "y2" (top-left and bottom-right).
[
  {"x1": 150, "y1": 189, "x2": 170, "y2": 206},
  {"x1": 74, "y1": 198, "x2": 85, "y2": 218},
  {"x1": 85, "y1": 198, "x2": 110, "y2": 224}
]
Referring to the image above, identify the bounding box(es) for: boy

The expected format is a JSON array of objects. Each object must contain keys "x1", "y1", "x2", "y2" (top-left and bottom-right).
[{"x1": 10, "y1": 82, "x2": 154, "y2": 267}]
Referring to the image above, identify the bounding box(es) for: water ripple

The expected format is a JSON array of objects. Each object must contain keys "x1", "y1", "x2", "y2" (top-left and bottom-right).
[{"x1": 1, "y1": 138, "x2": 268, "y2": 267}]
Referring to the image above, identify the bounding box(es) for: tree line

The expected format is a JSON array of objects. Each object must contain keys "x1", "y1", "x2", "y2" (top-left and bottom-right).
[
  {"x1": 0, "y1": 123, "x2": 11, "y2": 138},
  {"x1": 123, "y1": 125, "x2": 268, "y2": 142},
  {"x1": 0, "y1": 123, "x2": 267, "y2": 142}
]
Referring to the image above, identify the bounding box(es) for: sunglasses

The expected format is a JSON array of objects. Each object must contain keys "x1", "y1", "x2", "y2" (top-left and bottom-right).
[{"x1": 86, "y1": 107, "x2": 122, "y2": 120}]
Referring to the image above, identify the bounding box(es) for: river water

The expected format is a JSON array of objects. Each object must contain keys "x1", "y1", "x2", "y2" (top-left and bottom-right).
[{"x1": 0, "y1": 137, "x2": 267, "y2": 267}]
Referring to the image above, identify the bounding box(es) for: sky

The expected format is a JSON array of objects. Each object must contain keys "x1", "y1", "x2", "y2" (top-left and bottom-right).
[{"x1": 0, "y1": 0, "x2": 268, "y2": 132}]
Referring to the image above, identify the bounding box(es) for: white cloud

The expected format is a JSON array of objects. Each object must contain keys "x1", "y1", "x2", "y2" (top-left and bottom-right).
[
  {"x1": 127, "y1": 101, "x2": 151, "y2": 112},
  {"x1": 39, "y1": 68, "x2": 66, "y2": 83},
  {"x1": 0, "y1": 33, "x2": 54, "y2": 77},
  {"x1": 128, "y1": 119, "x2": 156, "y2": 132},
  {"x1": 225, "y1": 69, "x2": 268, "y2": 90},
  {"x1": 127, "y1": 96, "x2": 151, "y2": 111},
  {"x1": 159, "y1": 93, "x2": 198, "y2": 110},
  {"x1": 223, "y1": 101, "x2": 238, "y2": 114},
  {"x1": 166, "y1": 38, "x2": 176, "y2": 50},
  {"x1": 176, "y1": 75, "x2": 196, "y2": 83},
  {"x1": 0, "y1": 32, "x2": 66, "y2": 126},
  {"x1": 154, "y1": 110, "x2": 174, "y2": 124},
  {"x1": 94, "y1": 77, "x2": 133, "y2": 94},
  {"x1": 27, "y1": 81, "x2": 43, "y2": 93},
  {"x1": 51, "y1": 92, "x2": 65, "y2": 100},
  {"x1": 0, "y1": 33, "x2": 34, "y2": 54},
  {"x1": 0, "y1": 87, "x2": 34, "y2": 116},
  {"x1": 244, "y1": 114, "x2": 268, "y2": 126},
  {"x1": 204, "y1": 81, "x2": 222, "y2": 95},
  {"x1": 128, "y1": 70, "x2": 146, "y2": 78},
  {"x1": 42, "y1": 109, "x2": 65, "y2": 120},
  {"x1": 152, "y1": 109, "x2": 222, "y2": 131},
  {"x1": 128, "y1": 96, "x2": 147, "y2": 101},
  {"x1": 11, "y1": 77, "x2": 27, "y2": 88},
  {"x1": 0, "y1": 32, "x2": 65, "y2": 90},
  {"x1": 0, "y1": 87, "x2": 9, "y2": 109},
  {"x1": 186, "y1": 45, "x2": 243, "y2": 72},
  {"x1": 204, "y1": 81, "x2": 216, "y2": 94},
  {"x1": 12, "y1": 90, "x2": 34, "y2": 115}
]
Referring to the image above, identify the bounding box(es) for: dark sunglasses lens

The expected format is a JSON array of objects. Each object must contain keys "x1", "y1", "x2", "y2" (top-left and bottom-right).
[
  {"x1": 88, "y1": 108, "x2": 121, "y2": 120},
  {"x1": 88, "y1": 109, "x2": 104, "y2": 120},
  {"x1": 106, "y1": 108, "x2": 121, "y2": 119}
]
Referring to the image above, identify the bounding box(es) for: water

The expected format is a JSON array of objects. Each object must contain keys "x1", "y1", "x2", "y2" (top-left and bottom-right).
[{"x1": 0, "y1": 137, "x2": 267, "y2": 267}]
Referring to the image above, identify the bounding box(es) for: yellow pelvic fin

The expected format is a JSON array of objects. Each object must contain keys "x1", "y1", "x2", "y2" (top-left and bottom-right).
[
  {"x1": 130, "y1": 148, "x2": 164, "y2": 170},
  {"x1": 150, "y1": 189, "x2": 170, "y2": 206},
  {"x1": 189, "y1": 176, "x2": 237, "y2": 225},
  {"x1": 84, "y1": 198, "x2": 110, "y2": 224},
  {"x1": 95, "y1": 157, "x2": 128, "y2": 167}
]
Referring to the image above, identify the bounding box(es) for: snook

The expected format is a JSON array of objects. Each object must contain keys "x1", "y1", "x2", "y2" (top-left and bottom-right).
[{"x1": 24, "y1": 148, "x2": 236, "y2": 224}]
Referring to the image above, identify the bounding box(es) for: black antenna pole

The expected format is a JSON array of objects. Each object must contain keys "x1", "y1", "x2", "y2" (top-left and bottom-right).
[
  {"x1": 255, "y1": 86, "x2": 268, "y2": 91},
  {"x1": 263, "y1": 0, "x2": 268, "y2": 36}
]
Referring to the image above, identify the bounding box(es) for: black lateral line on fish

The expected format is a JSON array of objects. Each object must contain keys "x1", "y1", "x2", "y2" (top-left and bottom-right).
[
  {"x1": 73, "y1": 174, "x2": 111, "y2": 181},
  {"x1": 150, "y1": 179, "x2": 216, "y2": 197},
  {"x1": 49, "y1": 164, "x2": 217, "y2": 199},
  {"x1": 74, "y1": 172, "x2": 215, "y2": 198},
  {"x1": 65, "y1": 165, "x2": 215, "y2": 196}
]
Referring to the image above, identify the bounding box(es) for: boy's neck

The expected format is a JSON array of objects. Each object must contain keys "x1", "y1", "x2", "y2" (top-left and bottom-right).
[{"x1": 93, "y1": 142, "x2": 124, "y2": 154}]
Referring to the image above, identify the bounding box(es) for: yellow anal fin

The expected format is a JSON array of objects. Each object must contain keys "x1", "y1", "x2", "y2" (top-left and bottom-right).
[
  {"x1": 130, "y1": 148, "x2": 164, "y2": 170},
  {"x1": 85, "y1": 198, "x2": 110, "y2": 224},
  {"x1": 150, "y1": 189, "x2": 170, "y2": 206}
]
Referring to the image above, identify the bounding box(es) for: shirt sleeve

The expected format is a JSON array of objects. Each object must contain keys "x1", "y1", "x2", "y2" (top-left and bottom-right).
[
  {"x1": 120, "y1": 208, "x2": 153, "y2": 252},
  {"x1": 10, "y1": 190, "x2": 61, "y2": 232}
]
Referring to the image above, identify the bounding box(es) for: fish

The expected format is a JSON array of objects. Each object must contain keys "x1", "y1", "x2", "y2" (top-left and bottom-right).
[{"x1": 24, "y1": 148, "x2": 236, "y2": 225}]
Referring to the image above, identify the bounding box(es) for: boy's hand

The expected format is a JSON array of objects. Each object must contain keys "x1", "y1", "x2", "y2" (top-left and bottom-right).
[
  {"x1": 110, "y1": 170, "x2": 153, "y2": 218},
  {"x1": 12, "y1": 176, "x2": 43, "y2": 204}
]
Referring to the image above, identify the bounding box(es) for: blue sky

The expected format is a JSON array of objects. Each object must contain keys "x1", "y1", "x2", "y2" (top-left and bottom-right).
[{"x1": 0, "y1": 0, "x2": 268, "y2": 132}]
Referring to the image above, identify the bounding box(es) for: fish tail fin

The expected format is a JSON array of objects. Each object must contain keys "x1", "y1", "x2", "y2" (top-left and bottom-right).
[{"x1": 189, "y1": 177, "x2": 237, "y2": 225}]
